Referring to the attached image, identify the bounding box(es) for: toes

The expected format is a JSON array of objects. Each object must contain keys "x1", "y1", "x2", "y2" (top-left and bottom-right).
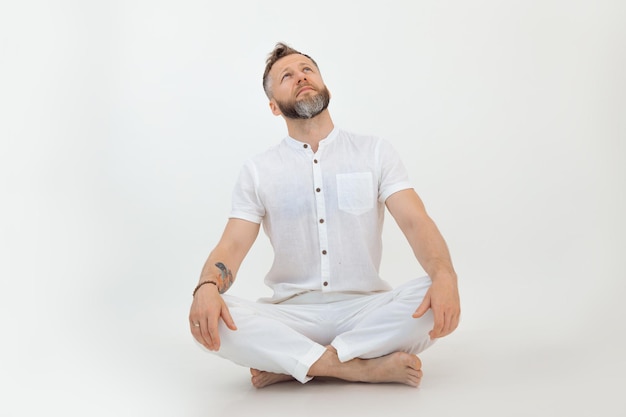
[
  {"x1": 408, "y1": 371, "x2": 423, "y2": 388},
  {"x1": 399, "y1": 353, "x2": 422, "y2": 371},
  {"x1": 251, "y1": 374, "x2": 266, "y2": 388},
  {"x1": 407, "y1": 376, "x2": 421, "y2": 388}
]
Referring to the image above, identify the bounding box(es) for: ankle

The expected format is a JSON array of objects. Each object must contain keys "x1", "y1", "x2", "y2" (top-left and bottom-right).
[{"x1": 308, "y1": 346, "x2": 340, "y2": 377}]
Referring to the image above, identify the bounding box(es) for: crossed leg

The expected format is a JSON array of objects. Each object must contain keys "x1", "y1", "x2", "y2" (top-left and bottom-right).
[{"x1": 250, "y1": 346, "x2": 423, "y2": 388}]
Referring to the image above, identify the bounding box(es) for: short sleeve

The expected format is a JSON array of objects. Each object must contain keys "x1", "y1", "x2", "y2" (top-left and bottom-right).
[
  {"x1": 229, "y1": 161, "x2": 265, "y2": 223},
  {"x1": 376, "y1": 139, "x2": 413, "y2": 203}
]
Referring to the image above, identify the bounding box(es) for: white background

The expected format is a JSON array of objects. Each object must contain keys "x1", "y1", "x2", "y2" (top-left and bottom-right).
[{"x1": 1, "y1": 1, "x2": 625, "y2": 416}]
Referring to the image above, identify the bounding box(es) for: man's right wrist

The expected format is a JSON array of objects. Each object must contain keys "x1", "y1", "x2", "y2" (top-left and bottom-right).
[{"x1": 192, "y1": 280, "x2": 218, "y2": 297}]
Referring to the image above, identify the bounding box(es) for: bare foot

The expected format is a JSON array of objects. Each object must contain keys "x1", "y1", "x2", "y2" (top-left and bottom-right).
[
  {"x1": 357, "y1": 352, "x2": 423, "y2": 387},
  {"x1": 250, "y1": 368, "x2": 295, "y2": 388},
  {"x1": 309, "y1": 347, "x2": 424, "y2": 387}
]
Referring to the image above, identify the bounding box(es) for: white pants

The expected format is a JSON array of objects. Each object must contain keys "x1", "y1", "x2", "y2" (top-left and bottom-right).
[{"x1": 214, "y1": 276, "x2": 435, "y2": 383}]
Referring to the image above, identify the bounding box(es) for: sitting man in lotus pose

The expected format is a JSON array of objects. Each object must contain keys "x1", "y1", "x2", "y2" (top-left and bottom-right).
[{"x1": 189, "y1": 42, "x2": 460, "y2": 388}]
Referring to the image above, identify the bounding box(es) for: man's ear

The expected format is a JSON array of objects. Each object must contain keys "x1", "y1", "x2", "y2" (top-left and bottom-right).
[{"x1": 269, "y1": 100, "x2": 282, "y2": 116}]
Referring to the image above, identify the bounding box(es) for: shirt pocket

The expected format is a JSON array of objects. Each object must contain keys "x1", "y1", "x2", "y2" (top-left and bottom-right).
[{"x1": 336, "y1": 172, "x2": 375, "y2": 216}]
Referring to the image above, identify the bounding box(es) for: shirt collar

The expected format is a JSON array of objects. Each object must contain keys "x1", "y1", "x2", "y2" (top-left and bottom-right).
[{"x1": 284, "y1": 127, "x2": 339, "y2": 151}]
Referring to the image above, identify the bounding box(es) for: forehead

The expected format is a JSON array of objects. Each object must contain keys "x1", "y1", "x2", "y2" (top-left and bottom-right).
[{"x1": 270, "y1": 54, "x2": 316, "y2": 77}]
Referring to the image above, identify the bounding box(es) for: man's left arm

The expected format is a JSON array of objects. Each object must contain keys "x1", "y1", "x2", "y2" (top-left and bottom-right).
[{"x1": 385, "y1": 189, "x2": 461, "y2": 339}]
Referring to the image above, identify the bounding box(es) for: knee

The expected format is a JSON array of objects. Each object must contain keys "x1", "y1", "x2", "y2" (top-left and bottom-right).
[{"x1": 398, "y1": 310, "x2": 434, "y2": 354}]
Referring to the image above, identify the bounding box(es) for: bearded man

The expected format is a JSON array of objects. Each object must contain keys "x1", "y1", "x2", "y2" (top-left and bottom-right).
[{"x1": 189, "y1": 42, "x2": 460, "y2": 388}]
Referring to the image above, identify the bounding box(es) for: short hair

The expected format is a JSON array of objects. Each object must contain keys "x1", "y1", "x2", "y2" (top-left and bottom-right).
[{"x1": 262, "y1": 42, "x2": 319, "y2": 99}]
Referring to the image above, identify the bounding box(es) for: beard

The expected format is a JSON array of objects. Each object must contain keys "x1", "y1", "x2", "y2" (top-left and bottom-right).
[{"x1": 275, "y1": 86, "x2": 331, "y2": 119}]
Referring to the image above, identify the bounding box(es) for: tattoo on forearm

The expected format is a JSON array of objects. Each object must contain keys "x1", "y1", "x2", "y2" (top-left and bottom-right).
[{"x1": 215, "y1": 262, "x2": 234, "y2": 294}]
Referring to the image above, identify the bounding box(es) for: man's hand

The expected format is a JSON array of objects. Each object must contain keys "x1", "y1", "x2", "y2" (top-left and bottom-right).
[
  {"x1": 189, "y1": 284, "x2": 237, "y2": 351},
  {"x1": 413, "y1": 275, "x2": 460, "y2": 339}
]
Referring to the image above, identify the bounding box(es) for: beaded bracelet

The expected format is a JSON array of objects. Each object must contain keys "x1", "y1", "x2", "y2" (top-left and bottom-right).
[{"x1": 192, "y1": 280, "x2": 217, "y2": 297}]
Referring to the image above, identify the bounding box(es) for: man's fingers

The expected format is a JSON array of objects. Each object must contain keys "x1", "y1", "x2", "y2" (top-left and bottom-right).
[
  {"x1": 430, "y1": 309, "x2": 446, "y2": 339},
  {"x1": 412, "y1": 294, "x2": 431, "y2": 318},
  {"x1": 204, "y1": 319, "x2": 220, "y2": 351},
  {"x1": 448, "y1": 311, "x2": 460, "y2": 334},
  {"x1": 221, "y1": 304, "x2": 238, "y2": 331},
  {"x1": 437, "y1": 311, "x2": 451, "y2": 338},
  {"x1": 190, "y1": 319, "x2": 211, "y2": 350},
  {"x1": 440, "y1": 317, "x2": 453, "y2": 338},
  {"x1": 431, "y1": 310, "x2": 460, "y2": 339}
]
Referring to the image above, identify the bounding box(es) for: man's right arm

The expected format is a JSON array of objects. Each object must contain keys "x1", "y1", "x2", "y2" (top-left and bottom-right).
[{"x1": 189, "y1": 218, "x2": 260, "y2": 351}]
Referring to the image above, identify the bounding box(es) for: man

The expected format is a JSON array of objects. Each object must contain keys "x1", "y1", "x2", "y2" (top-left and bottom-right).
[{"x1": 189, "y1": 43, "x2": 460, "y2": 388}]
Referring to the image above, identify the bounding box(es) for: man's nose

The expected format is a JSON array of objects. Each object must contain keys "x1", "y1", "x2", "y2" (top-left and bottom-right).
[{"x1": 296, "y1": 72, "x2": 308, "y2": 84}]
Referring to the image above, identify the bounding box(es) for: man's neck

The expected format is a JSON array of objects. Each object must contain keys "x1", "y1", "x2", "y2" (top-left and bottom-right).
[{"x1": 285, "y1": 110, "x2": 334, "y2": 153}]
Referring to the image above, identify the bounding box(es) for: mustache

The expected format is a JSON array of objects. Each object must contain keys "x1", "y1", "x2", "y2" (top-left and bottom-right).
[{"x1": 297, "y1": 84, "x2": 316, "y2": 95}]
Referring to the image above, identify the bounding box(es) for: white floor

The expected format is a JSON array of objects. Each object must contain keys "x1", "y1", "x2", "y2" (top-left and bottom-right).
[
  {"x1": 186, "y1": 333, "x2": 624, "y2": 417},
  {"x1": 191, "y1": 321, "x2": 624, "y2": 417},
  {"x1": 6, "y1": 296, "x2": 625, "y2": 417}
]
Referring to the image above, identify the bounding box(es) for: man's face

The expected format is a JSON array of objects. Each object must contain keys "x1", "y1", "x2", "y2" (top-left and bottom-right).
[{"x1": 268, "y1": 54, "x2": 331, "y2": 120}]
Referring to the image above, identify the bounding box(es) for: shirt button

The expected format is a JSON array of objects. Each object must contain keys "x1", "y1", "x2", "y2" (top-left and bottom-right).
[
  {"x1": 322, "y1": 250, "x2": 327, "y2": 255},
  {"x1": 323, "y1": 281, "x2": 328, "y2": 287},
  {"x1": 319, "y1": 219, "x2": 325, "y2": 224},
  {"x1": 303, "y1": 144, "x2": 308, "y2": 149},
  {"x1": 313, "y1": 159, "x2": 318, "y2": 164},
  {"x1": 316, "y1": 188, "x2": 321, "y2": 192}
]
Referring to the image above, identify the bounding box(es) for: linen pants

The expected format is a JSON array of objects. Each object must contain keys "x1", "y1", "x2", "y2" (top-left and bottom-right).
[{"x1": 212, "y1": 276, "x2": 435, "y2": 383}]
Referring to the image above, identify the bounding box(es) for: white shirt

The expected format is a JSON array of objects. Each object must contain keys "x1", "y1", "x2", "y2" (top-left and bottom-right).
[{"x1": 230, "y1": 128, "x2": 413, "y2": 303}]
